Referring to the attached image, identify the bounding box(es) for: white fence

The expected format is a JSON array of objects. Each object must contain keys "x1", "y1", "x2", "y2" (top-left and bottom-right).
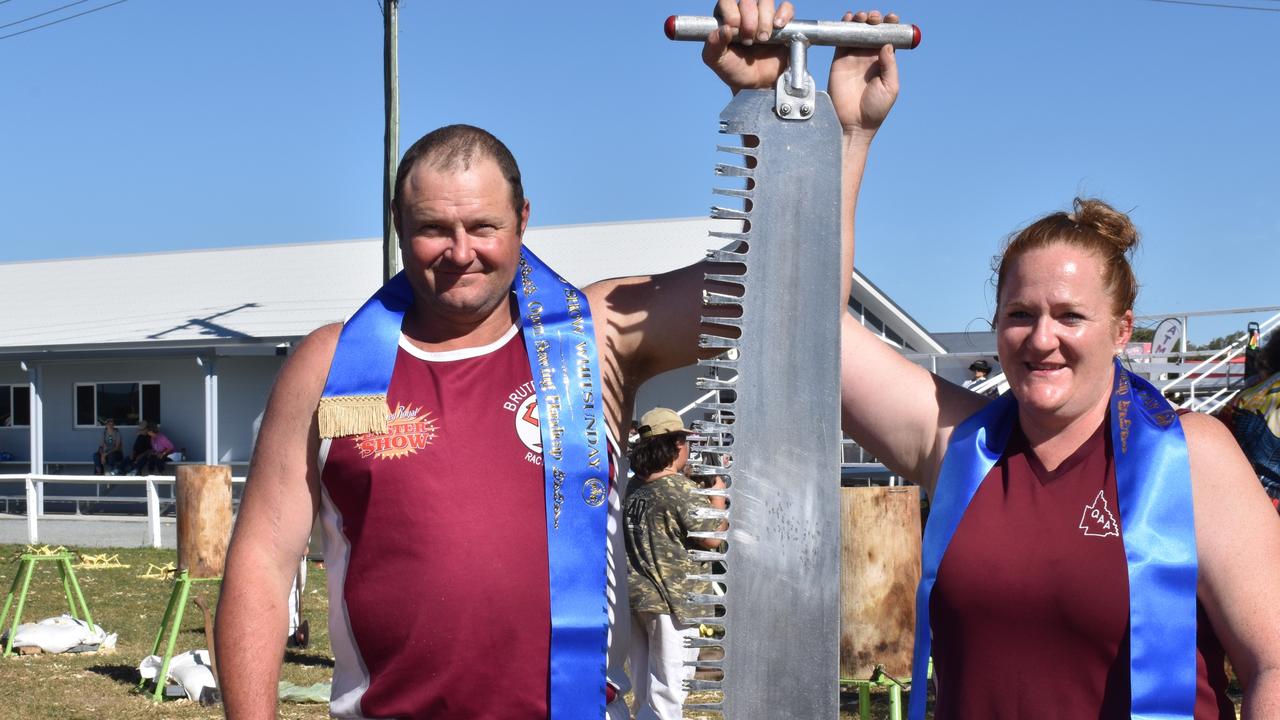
[{"x1": 0, "y1": 473, "x2": 246, "y2": 548}]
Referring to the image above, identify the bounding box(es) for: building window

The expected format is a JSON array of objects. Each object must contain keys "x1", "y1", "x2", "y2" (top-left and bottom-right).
[
  {"x1": 0, "y1": 385, "x2": 31, "y2": 427},
  {"x1": 74, "y1": 382, "x2": 161, "y2": 427}
]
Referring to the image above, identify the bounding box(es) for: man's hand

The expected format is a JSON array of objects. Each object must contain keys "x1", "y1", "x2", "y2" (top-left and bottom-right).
[
  {"x1": 702, "y1": 0, "x2": 795, "y2": 93},
  {"x1": 829, "y1": 11, "x2": 900, "y2": 137}
]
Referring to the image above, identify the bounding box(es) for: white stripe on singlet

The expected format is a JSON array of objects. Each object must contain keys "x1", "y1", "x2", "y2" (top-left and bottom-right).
[{"x1": 316, "y1": 437, "x2": 374, "y2": 719}]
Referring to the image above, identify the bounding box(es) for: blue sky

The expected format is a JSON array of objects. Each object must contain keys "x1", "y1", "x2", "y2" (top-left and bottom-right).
[{"x1": 2, "y1": 0, "x2": 1277, "y2": 341}]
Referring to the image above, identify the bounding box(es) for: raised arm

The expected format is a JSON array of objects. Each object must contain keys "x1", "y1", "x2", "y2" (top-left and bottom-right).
[
  {"x1": 840, "y1": 313, "x2": 986, "y2": 495},
  {"x1": 215, "y1": 323, "x2": 336, "y2": 719},
  {"x1": 1183, "y1": 413, "x2": 1280, "y2": 716},
  {"x1": 587, "y1": 4, "x2": 902, "y2": 404}
]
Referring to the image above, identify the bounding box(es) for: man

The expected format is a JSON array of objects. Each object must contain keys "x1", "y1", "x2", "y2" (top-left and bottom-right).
[
  {"x1": 624, "y1": 407, "x2": 726, "y2": 720},
  {"x1": 216, "y1": 3, "x2": 900, "y2": 717},
  {"x1": 962, "y1": 359, "x2": 991, "y2": 389}
]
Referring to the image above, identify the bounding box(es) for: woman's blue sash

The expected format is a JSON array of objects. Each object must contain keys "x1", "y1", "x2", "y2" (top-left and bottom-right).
[
  {"x1": 909, "y1": 360, "x2": 1198, "y2": 719},
  {"x1": 319, "y1": 247, "x2": 610, "y2": 718}
]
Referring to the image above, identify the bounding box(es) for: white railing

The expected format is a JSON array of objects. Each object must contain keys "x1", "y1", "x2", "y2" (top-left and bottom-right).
[
  {"x1": 1159, "y1": 310, "x2": 1280, "y2": 413},
  {"x1": 0, "y1": 473, "x2": 246, "y2": 548}
]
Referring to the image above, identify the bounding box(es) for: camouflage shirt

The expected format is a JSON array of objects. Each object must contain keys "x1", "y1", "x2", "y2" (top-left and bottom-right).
[{"x1": 624, "y1": 472, "x2": 720, "y2": 625}]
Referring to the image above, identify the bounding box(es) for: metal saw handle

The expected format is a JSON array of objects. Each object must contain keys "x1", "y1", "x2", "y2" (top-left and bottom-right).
[{"x1": 665, "y1": 15, "x2": 920, "y2": 49}]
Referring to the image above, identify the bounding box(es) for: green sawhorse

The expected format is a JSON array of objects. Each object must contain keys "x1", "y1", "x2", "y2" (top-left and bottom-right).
[
  {"x1": 0, "y1": 551, "x2": 95, "y2": 657},
  {"x1": 137, "y1": 568, "x2": 221, "y2": 702},
  {"x1": 841, "y1": 660, "x2": 931, "y2": 720}
]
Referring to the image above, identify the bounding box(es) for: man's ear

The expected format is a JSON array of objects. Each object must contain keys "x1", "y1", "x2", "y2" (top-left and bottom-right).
[{"x1": 518, "y1": 198, "x2": 531, "y2": 238}]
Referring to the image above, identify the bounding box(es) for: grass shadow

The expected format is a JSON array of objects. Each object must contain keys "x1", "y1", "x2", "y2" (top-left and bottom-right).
[
  {"x1": 284, "y1": 649, "x2": 334, "y2": 669},
  {"x1": 87, "y1": 662, "x2": 141, "y2": 687}
]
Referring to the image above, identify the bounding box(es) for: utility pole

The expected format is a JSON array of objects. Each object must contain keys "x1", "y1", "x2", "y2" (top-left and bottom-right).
[{"x1": 382, "y1": 0, "x2": 401, "y2": 281}]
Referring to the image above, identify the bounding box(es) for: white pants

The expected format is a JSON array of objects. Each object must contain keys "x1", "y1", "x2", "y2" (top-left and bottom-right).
[
  {"x1": 629, "y1": 611, "x2": 700, "y2": 720},
  {"x1": 288, "y1": 555, "x2": 306, "y2": 635}
]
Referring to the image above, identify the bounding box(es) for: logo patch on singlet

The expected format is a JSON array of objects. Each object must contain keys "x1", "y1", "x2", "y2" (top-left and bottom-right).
[
  {"x1": 354, "y1": 404, "x2": 439, "y2": 460},
  {"x1": 1079, "y1": 489, "x2": 1120, "y2": 538},
  {"x1": 502, "y1": 380, "x2": 544, "y2": 466}
]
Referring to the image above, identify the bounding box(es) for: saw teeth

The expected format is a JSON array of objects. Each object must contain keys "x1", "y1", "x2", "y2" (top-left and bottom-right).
[
  {"x1": 685, "y1": 636, "x2": 724, "y2": 648},
  {"x1": 687, "y1": 463, "x2": 730, "y2": 477},
  {"x1": 696, "y1": 358, "x2": 738, "y2": 372},
  {"x1": 705, "y1": 248, "x2": 747, "y2": 263},
  {"x1": 689, "y1": 549, "x2": 727, "y2": 563},
  {"x1": 688, "y1": 531, "x2": 728, "y2": 544},
  {"x1": 694, "y1": 401, "x2": 734, "y2": 413},
  {"x1": 712, "y1": 187, "x2": 751, "y2": 200},
  {"x1": 710, "y1": 206, "x2": 749, "y2": 221},
  {"x1": 715, "y1": 144, "x2": 757, "y2": 158},
  {"x1": 686, "y1": 680, "x2": 724, "y2": 693},
  {"x1": 703, "y1": 273, "x2": 745, "y2": 286},
  {"x1": 695, "y1": 377, "x2": 737, "y2": 391},
  {"x1": 701, "y1": 315, "x2": 742, "y2": 329},
  {"x1": 698, "y1": 335, "x2": 737, "y2": 351},
  {"x1": 693, "y1": 419, "x2": 732, "y2": 433},
  {"x1": 714, "y1": 163, "x2": 753, "y2": 177},
  {"x1": 701, "y1": 291, "x2": 743, "y2": 308},
  {"x1": 687, "y1": 573, "x2": 727, "y2": 584},
  {"x1": 708, "y1": 230, "x2": 750, "y2": 243}
]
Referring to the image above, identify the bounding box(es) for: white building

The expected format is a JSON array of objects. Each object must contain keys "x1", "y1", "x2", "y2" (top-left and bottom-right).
[{"x1": 0, "y1": 217, "x2": 947, "y2": 476}]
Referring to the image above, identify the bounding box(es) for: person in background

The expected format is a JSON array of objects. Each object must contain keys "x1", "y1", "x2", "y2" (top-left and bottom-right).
[
  {"x1": 624, "y1": 407, "x2": 727, "y2": 720},
  {"x1": 145, "y1": 425, "x2": 176, "y2": 475},
  {"x1": 962, "y1": 359, "x2": 992, "y2": 389},
  {"x1": 124, "y1": 421, "x2": 153, "y2": 476},
  {"x1": 93, "y1": 418, "x2": 123, "y2": 475},
  {"x1": 1219, "y1": 331, "x2": 1280, "y2": 510}
]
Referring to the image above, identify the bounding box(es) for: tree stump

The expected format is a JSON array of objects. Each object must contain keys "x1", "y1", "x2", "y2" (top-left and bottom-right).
[
  {"x1": 840, "y1": 486, "x2": 922, "y2": 680},
  {"x1": 175, "y1": 465, "x2": 232, "y2": 578}
]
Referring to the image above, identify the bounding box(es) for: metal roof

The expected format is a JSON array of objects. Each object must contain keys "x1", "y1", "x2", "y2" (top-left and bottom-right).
[{"x1": 0, "y1": 217, "x2": 936, "y2": 357}]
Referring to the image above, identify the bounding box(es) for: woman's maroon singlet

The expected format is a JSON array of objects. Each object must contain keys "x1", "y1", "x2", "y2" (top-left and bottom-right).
[{"x1": 929, "y1": 416, "x2": 1235, "y2": 719}]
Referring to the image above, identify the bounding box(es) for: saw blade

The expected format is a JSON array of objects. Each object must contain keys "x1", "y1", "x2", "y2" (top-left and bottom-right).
[{"x1": 685, "y1": 88, "x2": 845, "y2": 718}]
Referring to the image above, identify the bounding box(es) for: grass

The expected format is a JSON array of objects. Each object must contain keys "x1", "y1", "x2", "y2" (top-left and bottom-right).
[
  {"x1": 0, "y1": 545, "x2": 913, "y2": 719},
  {"x1": 0, "y1": 544, "x2": 330, "y2": 719},
  {"x1": 6, "y1": 544, "x2": 1231, "y2": 719}
]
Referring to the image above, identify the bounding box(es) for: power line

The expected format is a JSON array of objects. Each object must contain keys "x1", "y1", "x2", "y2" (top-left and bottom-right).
[
  {"x1": 0, "y1": 0, "x2": 128, "y2": 41},
  {"x1": 0, "y1": 0, "x2": 89, "y2": 30},
  {"x1": 1143, "y1": 0, "x2": 1280, "y2": 11}
]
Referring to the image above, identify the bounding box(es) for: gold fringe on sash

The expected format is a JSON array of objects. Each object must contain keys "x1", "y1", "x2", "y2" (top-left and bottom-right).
[{"x1": 318, "y1": 395, "x2": 390, "y2": 438}]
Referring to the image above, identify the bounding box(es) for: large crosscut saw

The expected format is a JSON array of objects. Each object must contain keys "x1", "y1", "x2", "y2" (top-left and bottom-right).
[{"x1": 666, "y1": 16, "x2": 920, "y2": 718}]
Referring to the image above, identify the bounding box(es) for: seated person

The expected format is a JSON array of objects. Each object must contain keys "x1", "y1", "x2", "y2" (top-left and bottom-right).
[
  {"x1": 144, "y1": 426, "x2": 177, "y2": 474},
  {"x1": 124, "y1": 421, "x2": 153, "y2": 475},
  {"x1": 92, "y1": 418, "x2": 123, "y2": 475}
]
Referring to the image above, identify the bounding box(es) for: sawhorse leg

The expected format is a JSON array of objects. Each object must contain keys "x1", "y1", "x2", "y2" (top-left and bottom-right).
[
  {"x1": 0, "y1": 557, "x2": 36, "y2": 657},
  {"x1": 139, "y1": 570, "x2": 220, "y2": 702}
]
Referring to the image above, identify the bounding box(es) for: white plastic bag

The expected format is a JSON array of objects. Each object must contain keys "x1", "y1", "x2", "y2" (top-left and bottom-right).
[
  {"x1": 138, "y1": 649, "x2": 217, "y2": 701},
  {"x1": 9, "y1": 614, "x2": 115, "y2": 654}
]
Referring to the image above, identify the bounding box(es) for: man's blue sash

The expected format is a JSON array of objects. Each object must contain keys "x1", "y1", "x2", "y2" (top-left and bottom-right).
[
  {"x1": 319, "y1": 247, "x2": 610, "y2": 719},
  {"x1": 909, "y1": 360, "x2": 1198, "y2": 719}
]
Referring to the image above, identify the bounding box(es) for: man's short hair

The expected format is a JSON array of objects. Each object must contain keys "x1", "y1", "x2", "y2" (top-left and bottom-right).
[{"x1": 392, "y1": 124, "x2": 525, "y2": 227}]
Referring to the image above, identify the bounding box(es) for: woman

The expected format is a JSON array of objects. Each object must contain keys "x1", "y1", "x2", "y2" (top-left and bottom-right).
[
  {"x1": 93, "y1": 418, "x2": 122, "y2": 475},
  {"x1": 840, "y1": 199, "x2": 1280, "y2": 718}
]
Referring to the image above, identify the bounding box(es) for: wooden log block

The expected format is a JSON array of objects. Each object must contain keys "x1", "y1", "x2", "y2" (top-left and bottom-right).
[
  {"x1": 175, "y1": 465, "x2": 232, "y2": 578},
  {"x1": 840, "y1": 486, "x2": 922, "y2": 680}
]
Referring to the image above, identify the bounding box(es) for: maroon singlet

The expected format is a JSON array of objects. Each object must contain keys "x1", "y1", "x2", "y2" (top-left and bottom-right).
[
  {"x1": 929, "y1": 416, "x2": 1234, "y2": 719},
  {"x1": 319, "y1": 326, "x2": 562, "y2": 719}
]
